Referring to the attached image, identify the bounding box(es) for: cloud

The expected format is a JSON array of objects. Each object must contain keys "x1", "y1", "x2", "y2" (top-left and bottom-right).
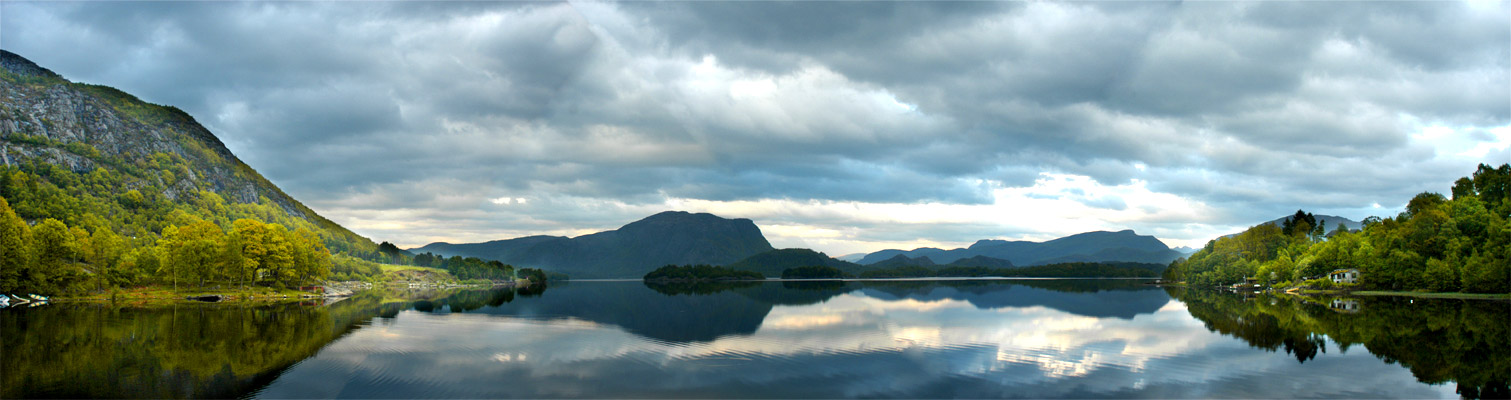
[{"x1": 2, "y1": 0, "x2": 1505, "y2": 252}]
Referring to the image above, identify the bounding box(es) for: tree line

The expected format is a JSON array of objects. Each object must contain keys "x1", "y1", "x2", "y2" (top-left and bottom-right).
[
  {"x1": 0, "y1": 156, "x2": 386, "y2": 267},
  {"x1": 1, "y1": 196, "x2": 330, "y2": 294},
  {"x1": 1163, "y1": 163, "x2": 1510, "y2": 293}
]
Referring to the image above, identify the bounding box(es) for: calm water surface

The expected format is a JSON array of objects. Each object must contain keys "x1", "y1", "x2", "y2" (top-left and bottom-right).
[{"x1": 4, "y1": 280, "x2": 1506, "y2": 398}]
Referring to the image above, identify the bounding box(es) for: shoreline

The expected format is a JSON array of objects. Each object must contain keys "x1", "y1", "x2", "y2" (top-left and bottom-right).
[
  {"x1": 1143, "y1": 281, "x2": 1510, "y2": 301},
  {"x1": 40, "y1": 281, "x2": 521, "y2": 304},
  {"x1": 1346, "y1": 290, "x2": 1511, "y2": 301}
]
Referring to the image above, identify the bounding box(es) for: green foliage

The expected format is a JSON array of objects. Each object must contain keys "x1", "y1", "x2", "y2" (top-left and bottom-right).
[
  {"x1": 63, "y1": 141, "x2": 100, "y2": 159},
  {"x1": 780, "y1": 265, "x2": 846, "y2": 279},
  {"x1": 0, "y1": 197, "x2": 29, "y2": 291},
  {"x1": 330, "y1": 254, "x2": 384, "y2": 281},
  {"x1": 517, "y1": 267, "x2": 549, "y2": 285},
  {"x1": 0, "y1": 189, "x2": 332, "y2": 293},
  {"x1": 1165, "y1": 164, "x2": 1511, "y2": 294},
  {"x1": 409, "y1": 252, "x2": 518, "y2": 281},
  {"x1": 644, "y1": 264, "x2": 765, "y2": 281}
]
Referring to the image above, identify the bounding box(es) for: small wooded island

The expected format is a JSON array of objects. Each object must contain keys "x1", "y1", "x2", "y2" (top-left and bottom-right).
[{"x1": 643, "y1": 264, "x2": 765, "y2": 282}]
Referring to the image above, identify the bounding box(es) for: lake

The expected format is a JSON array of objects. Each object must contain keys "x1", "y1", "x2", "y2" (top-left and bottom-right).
[{"x1": 3, "y1": 279, "x2": 1507, "y2": 398}]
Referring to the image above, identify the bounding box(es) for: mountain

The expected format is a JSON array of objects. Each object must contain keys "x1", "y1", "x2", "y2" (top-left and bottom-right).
[
  {"x1": 946, "y1": 255, "x2": 1016, "y2": 269},
  {"x1": 857, "y1": 230, "x2": 1182, "y2": 266},
  {"x1": 0, "y1": 52, "x2": 383, "y2": 248},
  {"x1": 0, "y1": 50, "x2": 397, "y2": 293},
  {"x1": 726, "y1": 248, "x2": 866, "y2": 277},
  {"x1": 1262, "y1": 213, "x2": 1362, "y2": 232},
  {"x1": 834, "y1": 253, "x2": 868, "y2": 263},
  {"x1": 412, "y1": 211, "x2": 775, "y2": 278}
]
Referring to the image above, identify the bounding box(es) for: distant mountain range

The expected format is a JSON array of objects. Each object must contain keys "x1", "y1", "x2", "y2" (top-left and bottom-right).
[
  {"x1": 1218, "y1": 213, "x2": 1364, "y2": 240},
  {"x1": 411, "y1": 211, "x2": 775, "y2": 278},
  {"x1": 1262, "y1": 214, "x2": 1362, "y2": 232},
  {"x1": 856, "y1": 230, "x2": 1184, "y2": 266},
  {"x1": 865, "y1": 254, "x2": 1019, "y2": 270},
  {"x1": 417, "y1": 211, "x2": 1200, "y2": 278},
  {"x1": 835, "y1": 253, "x2": 868, "y2": 263}
]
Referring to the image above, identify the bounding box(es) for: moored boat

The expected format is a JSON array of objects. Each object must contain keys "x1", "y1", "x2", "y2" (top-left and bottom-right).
[
  {"x1": 186, "y1": 294, "x2": 223, "y2": 302},
  {"x1": 28, "y1": 294, "x2": 48, "y2": 301}
]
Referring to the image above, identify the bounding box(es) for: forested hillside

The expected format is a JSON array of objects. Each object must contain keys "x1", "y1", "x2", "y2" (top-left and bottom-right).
[
  {"x1": 0, "y1": 50, "x2": 421, "y2": 294},
  {"x1": 1163, "y1": 164, "x2": 1510, "y2": 293}
]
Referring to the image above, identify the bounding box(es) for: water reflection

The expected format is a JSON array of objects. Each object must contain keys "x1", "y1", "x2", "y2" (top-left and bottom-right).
[
  {"x1": 1, "y1": 294, "x2": 389, "y2": 398},
  {"x1": 5, "y1": 280, "x2": 1503, "y2": 398},
  {"x1": 1169, "y1": 288, "x2": 1511, "y2": 398},
  {"x1": 255, "y1": 280, "x2": 1469, "y2": 398}
]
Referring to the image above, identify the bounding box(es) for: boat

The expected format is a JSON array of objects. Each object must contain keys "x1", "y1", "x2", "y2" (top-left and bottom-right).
[
  {"x1": 6, "y1": 294, "x2": 27, "y2": 305},
  {"x1": 0, "y1": 294, "x2": 9, "y2": 307},
  {"x1": 28, "y1": 294, "x2": 48, "y2": 301},
  {"x1": 27, "y1": 300, "x2": 47, "y2": 307},
  {"x1": 186, "y1": 294, "x2": 223, "y2": 302}
]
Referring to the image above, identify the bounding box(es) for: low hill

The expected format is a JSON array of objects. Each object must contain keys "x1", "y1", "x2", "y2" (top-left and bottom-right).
[
  {"x1": 868, "y1": 254, "x2": 936, "y2": 269},
  {"x1": 726, "y1": 248, "x2": 865, "y2": 277},
  {"x1": 412, "y1": 211, "x2": 776, "y2": 278}
]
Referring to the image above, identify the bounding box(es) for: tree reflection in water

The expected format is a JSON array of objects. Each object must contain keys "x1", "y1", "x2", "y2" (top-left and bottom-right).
[
  {"x1": 0, "y1": 286, "x2": 536, "y2": 399},
  {"x1": 1168, "y1": 287, "x2": 1510, "y2": 399}
]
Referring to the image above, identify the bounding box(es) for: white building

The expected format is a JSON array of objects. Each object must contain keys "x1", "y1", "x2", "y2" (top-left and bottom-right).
[{"x1": 1329, "y1": 268, "x2": 1360, "y2": 284}]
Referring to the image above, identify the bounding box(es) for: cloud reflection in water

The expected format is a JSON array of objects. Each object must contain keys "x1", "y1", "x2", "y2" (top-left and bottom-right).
[{"x1": 254, "y1": 281, "x2": 1455, "y2": 398}]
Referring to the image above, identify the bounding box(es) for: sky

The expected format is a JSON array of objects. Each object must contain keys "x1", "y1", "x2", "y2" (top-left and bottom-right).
[{"x1": 2, "y1": 1, "x2": 1508, "y2": 255}]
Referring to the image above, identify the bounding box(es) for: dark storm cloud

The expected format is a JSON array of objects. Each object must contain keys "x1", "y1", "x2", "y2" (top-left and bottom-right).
[{"x1": 1, "y1": 0, "x2": 1505, "y2": 249}]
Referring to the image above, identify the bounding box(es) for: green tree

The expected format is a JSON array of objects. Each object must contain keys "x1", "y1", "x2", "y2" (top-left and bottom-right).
[
  {"x1": 158, "y1": 218, "x2": 225, "y2": 289},
  {"x1": 85, "y1": 227, "x2": 126, "y2": 289},
  {"x1": 0, "y1": 197, "x2": 32, "y2": 292},
  {"x1": 31, "y1": 218, "x2": 82, "y2": 293},
  {"x1": 289, "y1": 228, "x2": 331, "y2": 286}
]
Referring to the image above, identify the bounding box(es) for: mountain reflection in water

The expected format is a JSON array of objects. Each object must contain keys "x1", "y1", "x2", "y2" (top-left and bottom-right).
[{"x1": 4, "y1": 280, "x2": 1504, "y2": 398}]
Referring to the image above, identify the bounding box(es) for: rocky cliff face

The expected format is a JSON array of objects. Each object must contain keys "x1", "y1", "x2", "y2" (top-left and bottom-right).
[
  {"x1": 0, "y1": 50, "x2": 373, "y2": 254},
  {"x1": 0, "y1": 50, "x2": 309, "y2": 218}
]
